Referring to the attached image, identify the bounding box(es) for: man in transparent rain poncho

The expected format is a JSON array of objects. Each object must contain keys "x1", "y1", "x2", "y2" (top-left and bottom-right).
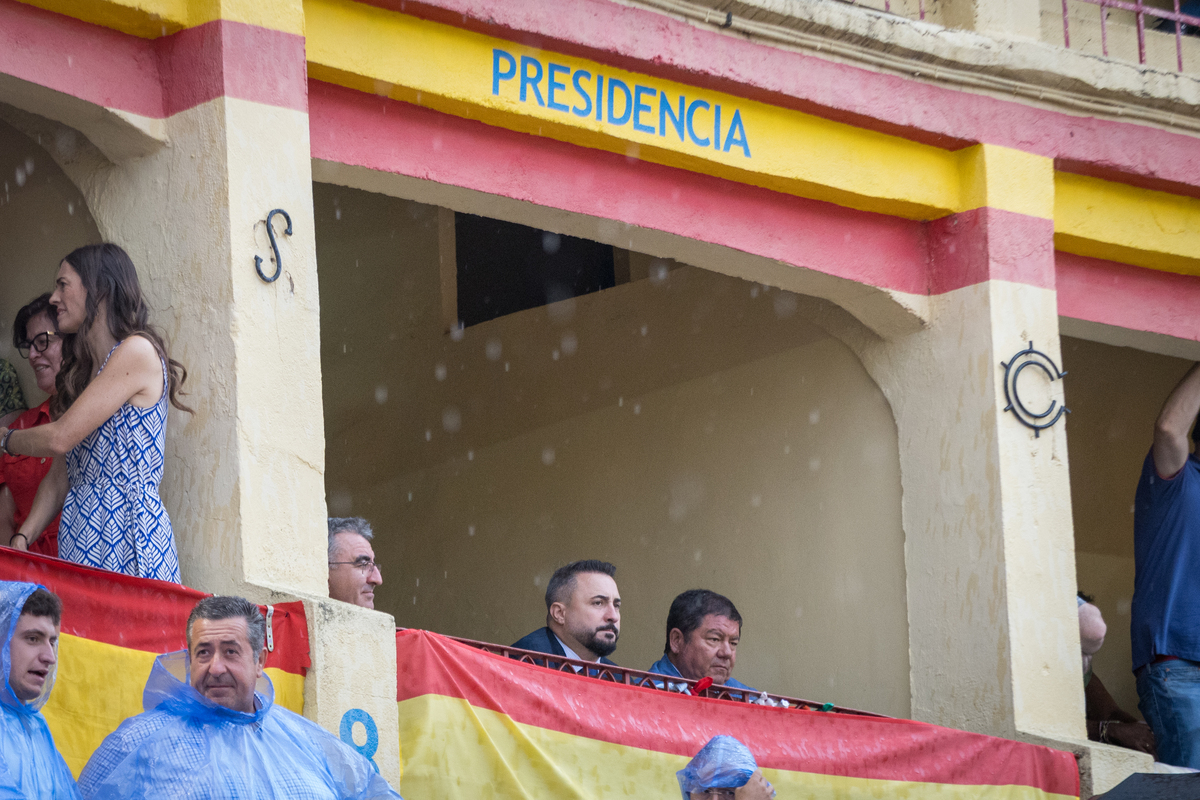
[
  {"x1": 0, "y1": 581, "x2": 80, "y2": 799},
  {"x1": 78, "y1": 595, "x2": 401, "y2": 800}
]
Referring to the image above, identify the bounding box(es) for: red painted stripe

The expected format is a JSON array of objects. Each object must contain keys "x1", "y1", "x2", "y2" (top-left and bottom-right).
[
  {"x1": 1057, "y1": 251, "x2": 1200, "y2": 343},
  {"x1": 396, "y1": 629, "x2": 1079, "y2": 796},
  {"x1": 0, "y1": 0, "x2": 164, "y2": 118},
  {"x1": 159, "y1": 20, "x2": 308, "y2": 116},
  {"x1": 0, "y1": 549, "x2": 311, "y2": 674},
  {"x1": 309, "y1": 81, "x2": 932, "y2": 295},
  {"x1": 929, "y1": 207, "x2": 1056, "y2": 294},
  {"x1": 0, "y1": 2, "x2": 306, "y2": 118},
  {"x1": 371, "y1": 0, "x2": 1200, "y2": 195}
]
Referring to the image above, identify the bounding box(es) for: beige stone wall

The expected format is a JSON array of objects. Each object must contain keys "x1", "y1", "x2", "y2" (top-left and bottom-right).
[
  {"x1": 1061, "y1": 335, "x2": 1197, "y2": 721},
  {"x1": 315, "y1": 183, "x2": 913, "y2": 717},
  {"x1": 0, "y1": 118, "x2": 100, "y2": 401}
]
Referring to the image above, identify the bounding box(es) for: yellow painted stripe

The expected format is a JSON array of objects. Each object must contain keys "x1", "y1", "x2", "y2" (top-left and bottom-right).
[
  {"x1": 41, "y1": 634, "x2": 304, "y2": 776},
  {"x1": 305, "y1": 0, "x2": 966, "y2": 221},
  {"x1": 397, "y1": 694, "x2": 1076, "y2": 799},
  {"x1": 1055, "y1": 172, "x2": 1200, "y2": 277},
  {"x1": 15, "y1": 0, "x2": 304, "y2": 38},
  {"x1": 960, "y1": 145, "x2": 1054, "y2": 220}
]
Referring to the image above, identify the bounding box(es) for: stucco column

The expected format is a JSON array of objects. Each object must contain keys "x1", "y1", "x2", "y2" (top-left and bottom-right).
[
  {"x1": 835, "y1": 147, "x2": 1082, "y2": 734},
  {"x1": 21, "y1": 4, "x2": 403, "y2": 786}
]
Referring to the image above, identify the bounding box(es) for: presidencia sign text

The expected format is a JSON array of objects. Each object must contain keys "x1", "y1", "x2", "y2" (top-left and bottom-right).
[
  {"x1": 491, "y1": 49, "x2": 750, "y2": 158},
  {"x1": 305, "y1": 0, "x2": 964, "y2": 218}
]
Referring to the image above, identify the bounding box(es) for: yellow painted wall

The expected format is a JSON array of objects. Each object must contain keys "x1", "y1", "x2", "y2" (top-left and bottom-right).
[
  {"x1": 0, "y1": 119, "x2": 100, "y2": 401},
  {"x1": 1060, "y1": 336, "x2": 1196, "y2": 721},
  {"x1": 315, "y1": 182, "x2": 912, "y2": 716}
]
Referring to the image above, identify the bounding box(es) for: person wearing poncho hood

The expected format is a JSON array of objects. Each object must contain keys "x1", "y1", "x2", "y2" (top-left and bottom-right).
[
  {"x1": 0, "y1": 580, "x2": 81, "y2": 799},
  {"x1": 78, "y1": 595, "x2": 401, "y2": 800}
]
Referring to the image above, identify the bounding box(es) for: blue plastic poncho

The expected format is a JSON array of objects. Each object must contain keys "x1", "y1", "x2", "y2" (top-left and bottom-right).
[
  {"x1": 0, "y1": 580, "x2": 81, "y2": 799},
  {"x1": 676, "y1": 735, "x2": 758, "y2": 799},
  {"x1": 77, "y1": 649, "x2": 400, "y2": 800}
]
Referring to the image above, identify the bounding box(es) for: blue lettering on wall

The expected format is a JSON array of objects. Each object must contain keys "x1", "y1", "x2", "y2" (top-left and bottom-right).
[
  {"x1": 607, "y1": 78, "x2": 632, "y2": 125},
  {"x1": 339, "y1": 708, "x2": 380, "y2": 771},
  {"x1": 547, "y1": 63, "x2": 570, "y2": 112},
  {"x1": 632, "y1": 85, "x2": 656, "y2": 134},
  {"x1": 520, "y1": 56, "x2": 545, "y2": 106},
  {"x1": 493, "y1": 49, "x2": 516, "y2": 95},
  {"x1": 490, "y1": 51, "x2": 750, "y2": 158},
  {"x1": 571, "y1": 70, "x2": 593, "y2": 118},
  {"x1": 723, "y1": 109, "x2": 751, "y2": 157},
  {"x1": 660, "y1": 93, "x2": 685, "y2": 141},
  {"x1": 686, "y1": 99, "x2": 710, "y2": 147}
]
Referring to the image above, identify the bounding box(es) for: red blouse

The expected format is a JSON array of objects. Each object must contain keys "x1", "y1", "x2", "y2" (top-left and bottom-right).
[{"x1": 1, "y1": 399, "x2": 60, "y2": 556}]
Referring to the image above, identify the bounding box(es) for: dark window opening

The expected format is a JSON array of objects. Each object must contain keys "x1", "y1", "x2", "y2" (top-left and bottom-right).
[{"x1": 455, "y1": 214, "x2": 616, "y2": 328}]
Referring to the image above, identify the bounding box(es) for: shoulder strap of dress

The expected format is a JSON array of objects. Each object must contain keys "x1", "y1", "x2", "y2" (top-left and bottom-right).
[{"x1": 97, "y1": 340, "x2": 123, "y2": 374}]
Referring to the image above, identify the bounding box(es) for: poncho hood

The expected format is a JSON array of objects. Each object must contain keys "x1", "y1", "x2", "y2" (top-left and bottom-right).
[
  {"x1": 144, "y1": 649, "x2": 274, "y2": 724},
  {"x1": 0, "y1": 580, "x2": 56, "y2": 714},
  {"x1": 676, "y1": 735, "x2": 758, "y2": 799}
]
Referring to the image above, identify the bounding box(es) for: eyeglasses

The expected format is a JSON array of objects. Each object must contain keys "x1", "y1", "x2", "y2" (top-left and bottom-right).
[
  {"x1": 328, "y1": 558, "x2": 379, "y2": 575},
  {"x1": 17, "y1": 331, "x2": 59, "y2": 359}
]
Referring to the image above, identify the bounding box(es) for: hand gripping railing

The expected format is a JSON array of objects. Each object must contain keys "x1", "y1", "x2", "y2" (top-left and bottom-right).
[
  {"x1": 446, "y1": 634, "x2": 886, "y2": 717},
  {"x1": 1063, "y1": 0, "x2": 1200, "y2": 71}
]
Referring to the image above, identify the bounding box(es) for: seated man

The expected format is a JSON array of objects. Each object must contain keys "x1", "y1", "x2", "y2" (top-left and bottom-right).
[
  {"x1": 649, "y1": 589, "x2": 755, "y2": 692},
  {"x1": 328, "y1": 517, "x2": 383, "y2": 609},
  {"x1": 512, "y1": 560, "x2": 620, "y2": 665},
  {"x1": 0, "y1": 582, "x2": 79, "y2": 799},
  {"x1": 78, "y1": 595, "x2": 400, "y2": 800}
]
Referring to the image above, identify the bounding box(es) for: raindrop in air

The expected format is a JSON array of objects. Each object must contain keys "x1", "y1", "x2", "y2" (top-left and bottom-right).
[
  {"x1": 434, "y1": 363, "x2": 447, "y2": 381},
  {"x1": 809, "y1": 409, "x2": 820, "y2": 425},
  {"x1": 560, "y1": 332, "x2": 577, "y2": 356},
  {"x1": 485, "y1": 339, "x2": 502, "y2": 361},
  {"x1": 374, "y1": 385, "x2": 388, "y2": 404},
  {"x1": 541, "y1": 447, "x2": 556, "y2": 466},
  {"x1": 442, "y1": 407, "x2": 462, "y2": 433},
  {"x1": 808, "y1": 457, "x2": 821, "y2": 472},
  {"x1": 542, "y1": 232, "x2": 562, "y2": 254},
  {"x1": 774, "y1": 293, "x2": 797, "y2": 318}
]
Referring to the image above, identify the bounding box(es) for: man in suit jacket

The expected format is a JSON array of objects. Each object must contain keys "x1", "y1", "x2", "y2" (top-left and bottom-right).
[{"x1": 512, "y1": 559, "x2": 620, "y2": 666}]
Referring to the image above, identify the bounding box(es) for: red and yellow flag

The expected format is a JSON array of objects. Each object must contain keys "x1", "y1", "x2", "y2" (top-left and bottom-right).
[
  {"x1": 396, "y1": 629, "x2": 1079, "y2": 799},
  {"x1": 0, "y1": 550, "x2": 310, "y2": 776}
]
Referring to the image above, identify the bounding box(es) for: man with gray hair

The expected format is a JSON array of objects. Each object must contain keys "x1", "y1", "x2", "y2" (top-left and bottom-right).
[
  {"x1": 78, "y1": 596, "x2": 401, "y2": 799},
  {"x1": 328, "y1": 517, "x2": 383, "y2": 610}
]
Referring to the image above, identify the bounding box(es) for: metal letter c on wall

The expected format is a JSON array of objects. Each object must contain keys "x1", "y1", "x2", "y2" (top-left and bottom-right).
[
  {"x1": 255, "y1": 209, "x2": 292, "y2": 283},
  {"x1": 1000, "y1": 341, "x2": 1070, "y2": 438}
]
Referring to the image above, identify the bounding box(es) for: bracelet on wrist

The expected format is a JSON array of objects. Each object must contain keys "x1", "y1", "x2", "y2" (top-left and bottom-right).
[
  {"x1": 0, "y1": 429, "x2": 12, "y2": 456},
  {"x1": 9, "y1": 533, "x2": 27, "y2": 546}
]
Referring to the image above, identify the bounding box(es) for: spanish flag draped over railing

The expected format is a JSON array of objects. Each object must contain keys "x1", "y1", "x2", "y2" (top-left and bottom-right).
[
  {"x1": 396, "y1": 628, "x2": 1080, "y2": 799},
  {"x1": 0, "y1": 549, "x2": 310, "y2": 776}
]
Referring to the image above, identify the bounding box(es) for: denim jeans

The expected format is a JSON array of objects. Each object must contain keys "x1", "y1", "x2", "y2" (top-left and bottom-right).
[{"x1": 1137, "y1": 658, "x2": 1200, "y2": 768}]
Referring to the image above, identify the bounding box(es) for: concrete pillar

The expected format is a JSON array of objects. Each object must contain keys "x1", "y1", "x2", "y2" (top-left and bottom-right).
[
  {"x1": 940, "y1": 0, "x2": 1042, "y2": 40},
  {"x1": 10, "y1": 4, "x2": 404, "y2": 787}
]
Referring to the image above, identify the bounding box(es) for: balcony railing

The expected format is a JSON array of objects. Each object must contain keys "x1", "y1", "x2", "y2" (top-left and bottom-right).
[
  {"x1": 449, "y1": 635, "x2": 886, "y2": 716},
  {"x1": 1063, "y1": 0, "x2": 1200, "y2": 70}
]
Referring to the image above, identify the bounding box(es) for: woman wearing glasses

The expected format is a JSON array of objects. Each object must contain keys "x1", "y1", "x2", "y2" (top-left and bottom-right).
[
  {"x1": 0, "y1": 295, "x2": 64, "y2": 557},
  {"x1": 0, "y1": 244, "x2": 190, "y2": 583}
]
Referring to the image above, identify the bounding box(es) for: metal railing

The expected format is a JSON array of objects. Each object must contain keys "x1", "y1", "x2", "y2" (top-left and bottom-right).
[
  {"x1": 1063, "y1": 0, "x2": 1200, "y2": 71},
  {"x1": 448, "y1": 635, "x2": 886, "y2": 717}
]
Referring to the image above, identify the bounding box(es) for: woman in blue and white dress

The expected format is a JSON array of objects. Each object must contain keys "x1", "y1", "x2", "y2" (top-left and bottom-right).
[{"x1": 0, "y1": 244, "x2": 191, "y2": 583}]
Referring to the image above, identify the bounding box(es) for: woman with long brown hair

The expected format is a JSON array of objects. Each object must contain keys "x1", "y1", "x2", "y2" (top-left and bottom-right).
[{"x1": 0, "y1": 244, "x2": 190, "y2": 582}]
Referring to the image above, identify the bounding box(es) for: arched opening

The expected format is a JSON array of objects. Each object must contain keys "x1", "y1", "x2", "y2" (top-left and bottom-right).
[
  {"x1": 0, "y1": 116, "x2": 99, "y2": 407},
  {"x1": 314, "y1": 181, "x2": 911, "y2": 716}
]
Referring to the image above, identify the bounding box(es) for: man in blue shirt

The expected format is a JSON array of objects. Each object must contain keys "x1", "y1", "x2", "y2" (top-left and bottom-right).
[
  {"x1": 648, "y1": 589, "x2": 755, "y2": 694},
  {"x1": 1132, "y1": 362, "x2": 1200, "y2": 768}
]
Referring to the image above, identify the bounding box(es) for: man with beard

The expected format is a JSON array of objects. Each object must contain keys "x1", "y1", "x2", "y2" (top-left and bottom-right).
[{"x1": 512, "y1": 560, "x2": 620, "y2": 667}]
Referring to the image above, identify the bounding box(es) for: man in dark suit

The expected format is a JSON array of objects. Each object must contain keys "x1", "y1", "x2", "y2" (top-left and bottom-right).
[{"x1": 512, "y1": 559, "x2": 620, "y2": 665}]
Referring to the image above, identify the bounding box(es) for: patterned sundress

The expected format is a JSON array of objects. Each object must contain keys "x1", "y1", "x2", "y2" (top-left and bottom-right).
[{"x1": 57, "y1": 341, "x2": 181, "y2": 583}]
